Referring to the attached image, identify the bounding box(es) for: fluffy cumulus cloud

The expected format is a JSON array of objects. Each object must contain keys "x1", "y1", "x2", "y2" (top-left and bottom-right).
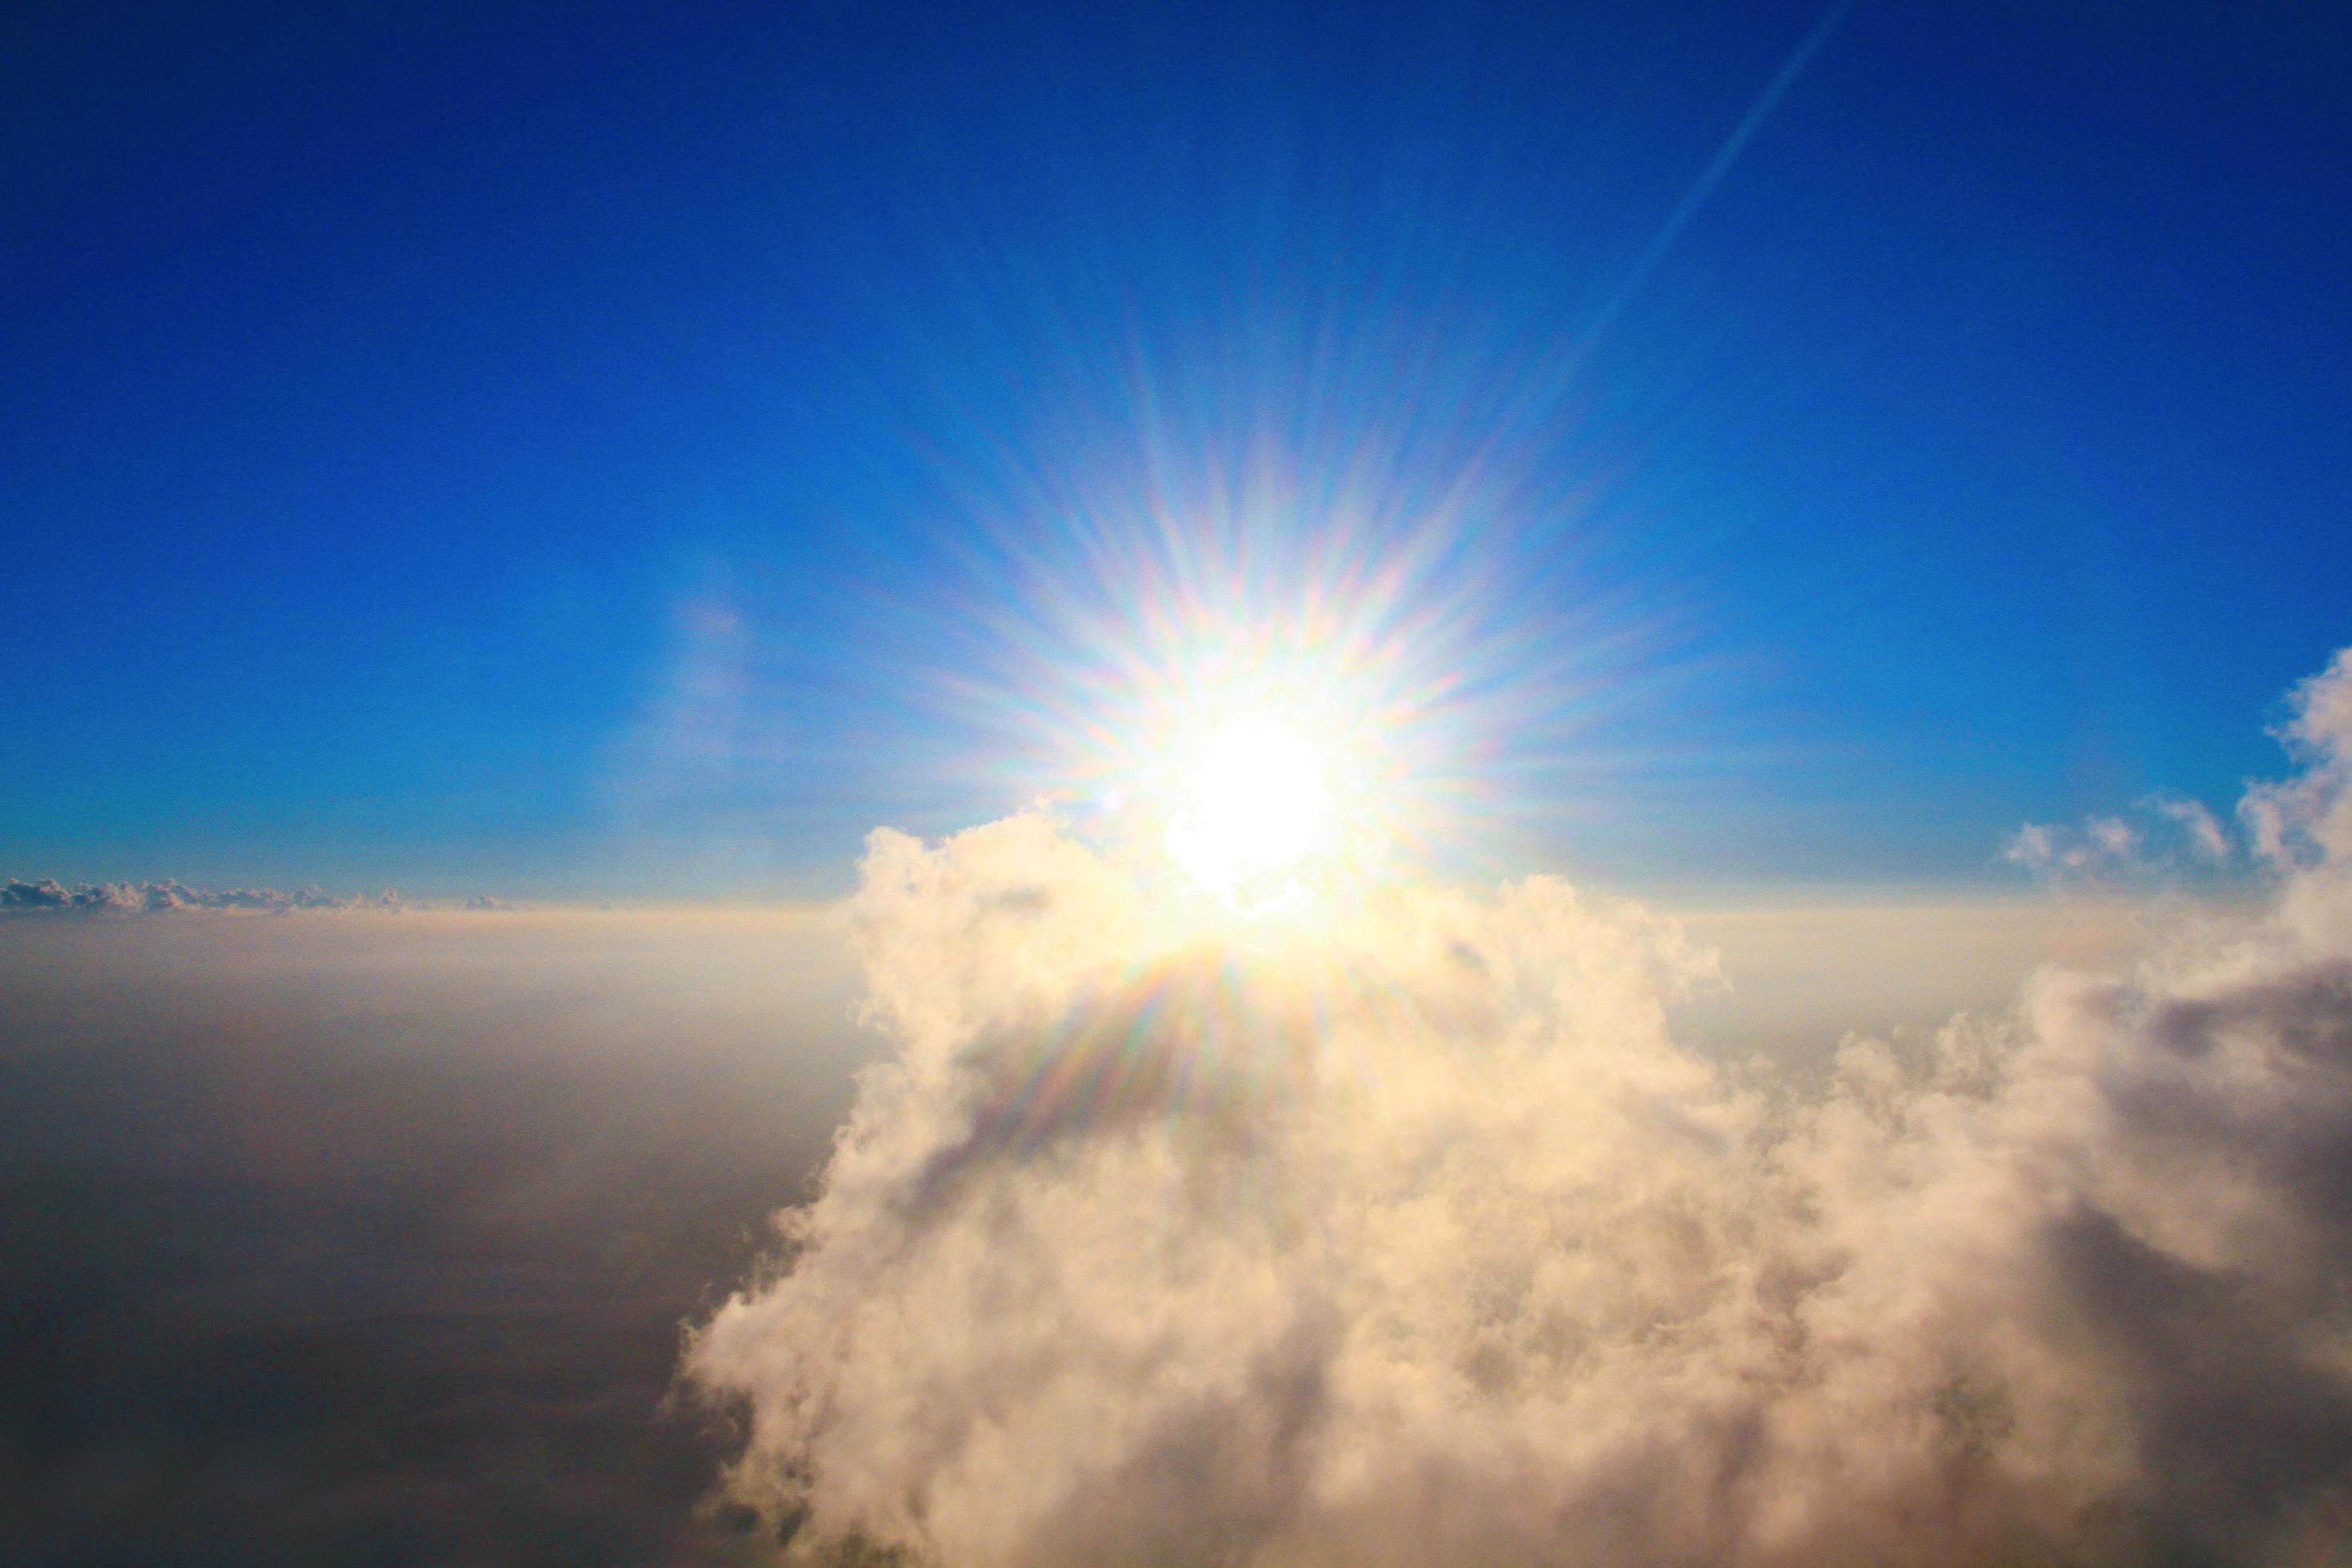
[{"x1": 688, "y1": 650, "x2": 2352, "y2": 1566}]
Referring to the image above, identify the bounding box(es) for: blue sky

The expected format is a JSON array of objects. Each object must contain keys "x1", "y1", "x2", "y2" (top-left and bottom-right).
[{"x1": 4, "y1": 0, "x2": 2346, "y2": 899}]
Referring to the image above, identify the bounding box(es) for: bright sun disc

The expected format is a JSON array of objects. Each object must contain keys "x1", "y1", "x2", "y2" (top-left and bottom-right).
[
  {"x1": 1165, "y1": 714, "x2": 1334, "y2": 898},
  {"x1": 1044, "y1": 607, "x2": 1428, "y2": 910}
]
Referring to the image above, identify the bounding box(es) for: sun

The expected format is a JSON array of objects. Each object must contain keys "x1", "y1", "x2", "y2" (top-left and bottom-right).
[
  {"x1": 1164, "y1": 712, "x2": 1335, "y2": 899},
  {"x1": 1026, "y1": 596, "x2": 1442, "y2": 912},
  {"x1": 1127, "y1": 662, "x2": 1394, "y2": 911}
]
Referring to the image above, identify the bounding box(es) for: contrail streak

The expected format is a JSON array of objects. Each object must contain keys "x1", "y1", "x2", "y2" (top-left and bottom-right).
[{"x1": 1571, "y1": 0, "x2": 1855, "y2": 359}]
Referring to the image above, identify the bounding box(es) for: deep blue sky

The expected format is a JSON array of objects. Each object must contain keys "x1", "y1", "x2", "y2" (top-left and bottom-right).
[{"x1": 4, "y1": 0, "x2": 2346, "y2": 898}]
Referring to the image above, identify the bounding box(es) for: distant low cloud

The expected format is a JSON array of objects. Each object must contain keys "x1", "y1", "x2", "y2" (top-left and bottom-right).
[
  {"x1": 689, "y1": 646, "x2": 2352, "y2": 1566},
  {"x1": 0, "y1": 880, "x2": 527, "y2": 916}
]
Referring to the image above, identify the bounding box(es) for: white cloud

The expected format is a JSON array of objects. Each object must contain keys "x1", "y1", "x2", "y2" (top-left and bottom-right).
[
  {"x1": 2243, "y1": 648, "x2": 2352, "y2": 876},
  {"x1": 2002, "y1": 821, "x2": 2058, "y2": 871},
  {"x1": 2007, "y1": 793, "x2": 2239, "y2": 884},
  {"x1": 2152, "y1": 794, "x2": 2230, "y2": 862},
  {"x1": 2085, "y1": 814, "x2": 2138, "y2": 858},
  {"x1": 684, "y1": 650, "x2": 2352, "y2": 1566}
]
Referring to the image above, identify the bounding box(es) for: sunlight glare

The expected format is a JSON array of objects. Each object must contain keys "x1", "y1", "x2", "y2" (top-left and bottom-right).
[{"x1": 1165, "y1": 713, "x2": 1334, "y2": 899}]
